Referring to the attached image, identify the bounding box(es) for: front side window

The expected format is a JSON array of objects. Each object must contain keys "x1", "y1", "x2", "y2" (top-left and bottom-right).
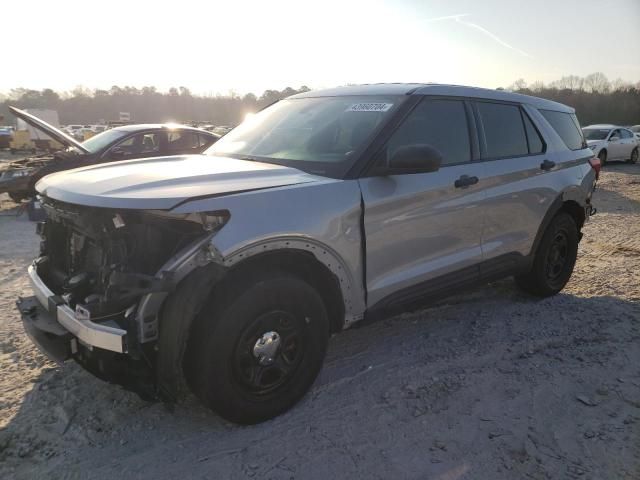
[
  {"x1": 110, "y1": 132, "x2": 161, "y2": 157},
  {"x1": 383, "y1": 99, "x2": 471, "y2": 167},
  {"x1": 540, "y1": 110, "x2": 586, "y2": 150},
  {"x1": 609, "y1": 129, "x2": 622, "y2": 140},
  {"x1": 82, "y1": 129, "x2": 129, "y2": 153},
  {"x1": 477, "y1": 102, "x2": 528, "y2": 158},
  {"x1": 207, "y1": 95, "x2": 404, "y2": 176}
]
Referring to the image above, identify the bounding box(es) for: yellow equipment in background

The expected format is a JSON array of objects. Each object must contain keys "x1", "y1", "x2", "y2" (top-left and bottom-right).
[
  {"x1": 9, "y1": 131, "x2": 34, "y2": 154},
  {"x1": 10, "y1": 130, "x2": 64, "y2": 154},
  {"x1": 83, "y1": 130, "x2": 96, "y2": 141}
]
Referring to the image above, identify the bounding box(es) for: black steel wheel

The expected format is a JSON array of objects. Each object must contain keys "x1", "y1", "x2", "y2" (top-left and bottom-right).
[
  {"x1": 516, "y1": 212, "x2": 579, "y2": 296},
  {"x1": 545, "y1": 230, "x2": 569, "y2": 283},
  {"x1": 185, "y1": 271, "x2": 329, "y2": 424},
  {"x1": 629, "y1": 148, "x2": 638, "y2": 164},
  {"x1": 232, "y1": 310, "x2": 306, "y2": 396}
]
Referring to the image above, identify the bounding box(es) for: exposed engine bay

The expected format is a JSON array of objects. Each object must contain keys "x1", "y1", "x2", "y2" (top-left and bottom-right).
[
  {"x1": 38, "y1": 197, "x2": 205, "y2": 317},
  {"x1": 30, "y1": 196, "x2": 223, "y2": 398}
]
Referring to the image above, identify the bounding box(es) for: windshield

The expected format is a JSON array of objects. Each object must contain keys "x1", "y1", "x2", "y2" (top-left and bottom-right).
[
  {"x1": 582, "y1": 128, "x2": 610, "y2": 140},
  {"x1": 206, "y1": 95, "x2": 404, "y2": 176},
  {"x1": 81, "y1": 129, "x2": 129, "y2": 153}
]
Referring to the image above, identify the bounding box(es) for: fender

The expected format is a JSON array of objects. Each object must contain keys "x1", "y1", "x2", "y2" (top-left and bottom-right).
[
  {"x1": 529, "y1": 189, "x2": 587, "y2": 258},
  {"x1": 222, "y1": 235, "x2": 366, "y2": 327}
]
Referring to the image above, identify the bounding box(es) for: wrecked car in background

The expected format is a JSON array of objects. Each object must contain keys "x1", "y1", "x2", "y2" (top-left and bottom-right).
[
  {"x1": 17, "y1": 84, "x2": 598, "y2": 425},
  {"x1": 0, "y1": 107, "x2": 219, "y2": 202}
]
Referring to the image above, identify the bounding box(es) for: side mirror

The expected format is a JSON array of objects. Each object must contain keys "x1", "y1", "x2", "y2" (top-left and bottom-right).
[{"x1": 388, "y1": 144, "x2": 442, "y2": 174}]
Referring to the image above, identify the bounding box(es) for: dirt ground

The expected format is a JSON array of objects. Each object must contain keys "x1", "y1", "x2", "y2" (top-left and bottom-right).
[{"x1": 0, "y1": 159, "x2": 638, "y2": 480}]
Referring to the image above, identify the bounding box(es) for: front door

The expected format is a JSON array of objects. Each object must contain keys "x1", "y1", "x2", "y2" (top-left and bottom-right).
[
  {"x1": 607, "y1": 129, "x2": 625, "y2": 160},
  {"x1": 359, "y1": 98, "x2": 486, "y2": 307}
]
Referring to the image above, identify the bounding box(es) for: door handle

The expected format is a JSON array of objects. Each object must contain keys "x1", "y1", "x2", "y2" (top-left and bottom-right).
[
  {"x1": 541, "y1": 159, "x2": 556, "y2": 171},
  {"x1": 454, "y1": 175, "x2": 479, "y2": 188}
]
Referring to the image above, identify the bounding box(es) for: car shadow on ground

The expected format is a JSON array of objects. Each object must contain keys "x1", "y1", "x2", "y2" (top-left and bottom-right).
[
  {"x1": 603, "y1": 162, "x2": 640, "y2": 175},
  {"x1": 2, "y1": 279, "x2": 639, "y2": 479}
]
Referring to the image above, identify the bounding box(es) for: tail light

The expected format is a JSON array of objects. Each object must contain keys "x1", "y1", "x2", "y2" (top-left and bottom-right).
[{"x1": 589, "y1": 157, "x2": 601, "y2": 180}]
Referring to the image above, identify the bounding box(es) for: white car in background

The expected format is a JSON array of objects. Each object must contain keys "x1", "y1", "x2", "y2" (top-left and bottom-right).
[{"x1": 582, "y1": 124, "x2": 639, "y2": 164}]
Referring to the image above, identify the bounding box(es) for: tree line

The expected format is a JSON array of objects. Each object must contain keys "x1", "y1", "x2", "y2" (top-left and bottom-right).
[
  {"x1": 0, "y1": 86, "x2": 311, "y2": 126},
  {"x1": 505, "y1": 73, "x2": 639, "y2": 125},
  {"x1": 0, "y1": 72, "x2": 638, "y2": 127}
]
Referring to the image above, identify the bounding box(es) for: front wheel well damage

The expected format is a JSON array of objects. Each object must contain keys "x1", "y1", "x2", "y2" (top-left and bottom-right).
[
  {"x1": 157, "y1": 248, "x2": 345, "y2": 401},
  {"x1": 219, "y1": 250, "x2": 345, "y2": 333}
]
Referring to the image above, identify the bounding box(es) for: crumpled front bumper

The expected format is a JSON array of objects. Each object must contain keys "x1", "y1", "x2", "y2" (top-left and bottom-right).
[{"x1": 17, "y1": 263, "x2": 128, "y2": 363}]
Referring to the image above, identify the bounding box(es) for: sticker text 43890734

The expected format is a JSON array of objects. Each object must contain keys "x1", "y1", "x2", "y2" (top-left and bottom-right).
[{"x1": 346, "y1": 103, "x2": 393, "y2": 112}]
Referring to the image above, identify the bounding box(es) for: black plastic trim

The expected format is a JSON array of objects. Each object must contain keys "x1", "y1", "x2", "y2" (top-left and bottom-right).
[{"x1": 366, "y1": 252, "x2": 532, "y2": 318}]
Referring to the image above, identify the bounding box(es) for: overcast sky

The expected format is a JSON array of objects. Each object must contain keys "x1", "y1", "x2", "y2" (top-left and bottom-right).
[{"x1": 2, "y1": 0, "x2": 639, "y2": 95}]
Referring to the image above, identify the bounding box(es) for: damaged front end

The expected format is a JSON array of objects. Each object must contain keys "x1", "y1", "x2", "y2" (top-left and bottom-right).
[{"x1": 17, "y1": 196, "x2": 228, "y2": 399}]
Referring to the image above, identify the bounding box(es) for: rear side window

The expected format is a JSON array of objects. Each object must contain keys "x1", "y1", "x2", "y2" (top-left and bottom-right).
[
  {"x1": 540, "y1": 110, "x2": 585, "y2": 150},
  {"x1": 386, "y1": 99, "x2": 471, "y2": 166},
  {"x1": 167, "y1": 131, "x2": 202, "y2": 152},
  {"x1": 522, "y1": 112, "x2": 544, "y2": 154},
  {"x1": 477, "y1": 102, "x2": 528, "y2": 158}
]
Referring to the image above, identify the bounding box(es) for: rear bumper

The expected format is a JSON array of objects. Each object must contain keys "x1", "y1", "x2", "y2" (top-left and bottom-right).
[{"x1": 18, "y1": 263, "x2": 127, "y2": 360}]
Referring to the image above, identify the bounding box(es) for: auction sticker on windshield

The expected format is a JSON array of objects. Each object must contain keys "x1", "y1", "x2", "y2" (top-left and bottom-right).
[{"x1": 346, "y1": 103, "x2": 393, "y2": 112}]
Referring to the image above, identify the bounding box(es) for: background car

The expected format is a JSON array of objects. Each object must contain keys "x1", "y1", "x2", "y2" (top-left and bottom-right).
[
  {"x1": 0, "y1": 106, "x2": 220, "y2": 202},
  {"x1": 630, "y1": 125, "x2": 640, "y2": 140},
  {"x1": 582, "y1": 124, "x2": 639, "y2": 164},
  {"x1": 0, "y1": 126, "x2": 13, "y2": 149}
]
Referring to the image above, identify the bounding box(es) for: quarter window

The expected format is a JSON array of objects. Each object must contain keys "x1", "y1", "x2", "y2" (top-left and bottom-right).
[
  {"x1": 540, "y1": 110, "x2": 585, "y2": 150},
  {"x1": 385, "y1": 99, "x2": 471, "y2": 166},
  {"x1": 477, "y1": 102, "x2": 528, "y2": 158}
]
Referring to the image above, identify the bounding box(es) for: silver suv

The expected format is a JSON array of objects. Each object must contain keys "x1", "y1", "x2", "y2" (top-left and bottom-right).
[{"x1": 17, "y1": 84, "x2": 599, "y2": 424}]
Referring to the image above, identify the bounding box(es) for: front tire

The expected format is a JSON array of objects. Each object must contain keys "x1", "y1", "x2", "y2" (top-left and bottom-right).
[
  {"x1": 629, "y1": 148, "x2": 638, "y2": 164},
  {"x1": 515, "y1": 213, "x2": 579, "y2": 297},
  {"x1": 186, "y1": 272, "x2": 330, "y2": 424}
]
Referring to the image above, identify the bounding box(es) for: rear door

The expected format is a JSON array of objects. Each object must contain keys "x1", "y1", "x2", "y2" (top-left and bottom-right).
[
  {"x1": 359, "y1": 97, "x2": 486, "y2": 307},
  {"x1": 478, "y1": 104, "x2": 589, "y2": 266},
  {"x1": 620, "y1": 129, "x2": 636, "y2": 159}
]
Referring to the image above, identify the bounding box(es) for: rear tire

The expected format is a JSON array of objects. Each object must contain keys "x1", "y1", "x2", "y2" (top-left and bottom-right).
[
  {"x1": 598, "y1": 149, "x2": 607, "y2": 166},
  {"x1": 185, "y1": 271, "x2": 329, "y2": 424},
  {"x1": 515, "y1": 213, "x2": 579, "y2": 297},
  {"x1": 629, "y1": 148, "x2": 638, "y2": 164}
]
